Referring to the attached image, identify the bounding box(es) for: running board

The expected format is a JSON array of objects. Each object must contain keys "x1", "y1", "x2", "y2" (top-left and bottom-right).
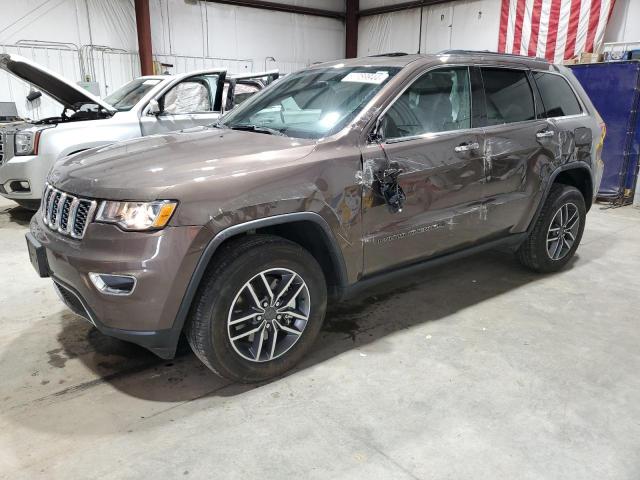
[{"x1": 338, "y1": 233, "x2": 527, "y2": 301}]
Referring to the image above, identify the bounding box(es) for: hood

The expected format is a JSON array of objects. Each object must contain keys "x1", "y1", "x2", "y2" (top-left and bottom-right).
[
  {"x1": 49, "y1": 127, "x2": 317, "y2": 201},
  {"x1": 0, "y1": 53, "x2": 115, "y2": 113}
]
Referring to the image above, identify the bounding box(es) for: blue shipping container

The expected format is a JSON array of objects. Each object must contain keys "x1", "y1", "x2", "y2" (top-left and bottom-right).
[{"x1": 570, "y1": 61, "x2": 640, "y2": 200}]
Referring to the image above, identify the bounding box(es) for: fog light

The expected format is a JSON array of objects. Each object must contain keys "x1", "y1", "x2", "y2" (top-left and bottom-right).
[
  {"x1": 8, "y1": 180, "x2": 30, "y2": 193},
  {"x1": 89, "y1": 273, "x2": 136, "y2": 295}
]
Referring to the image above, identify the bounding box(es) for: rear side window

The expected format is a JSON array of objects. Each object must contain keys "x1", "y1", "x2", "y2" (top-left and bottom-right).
[
  {"x1": 481, "y1": 68, "x2": 535, "y2": 125},
  {"x1": 534, "y1": 72, "x2": 582, "y2": 117}
]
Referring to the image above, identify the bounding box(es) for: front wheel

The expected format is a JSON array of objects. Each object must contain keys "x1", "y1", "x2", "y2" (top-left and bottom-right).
[
  {"x1": 517, "y1": 184, "x2": 586, "y2": 273},
  {"x1": 186, "y1": 235, "x2": 327, "y2": 383}
]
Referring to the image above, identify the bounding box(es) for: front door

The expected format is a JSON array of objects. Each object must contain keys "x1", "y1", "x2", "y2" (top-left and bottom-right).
[
  {"x1": 361, "y1": 66, "x2": 487, "y2": 276},
  {"x1": 139, "y1": 72, "x2": 226, "y2": 135}
]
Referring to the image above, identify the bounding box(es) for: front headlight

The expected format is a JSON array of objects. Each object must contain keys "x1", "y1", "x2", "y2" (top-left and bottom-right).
[
  {"x1": 14, "y1": 130, "x2": 42, "y2": 156},
  {"x1": 95, "y1": 200, "x2": 178, "y2": 231}
]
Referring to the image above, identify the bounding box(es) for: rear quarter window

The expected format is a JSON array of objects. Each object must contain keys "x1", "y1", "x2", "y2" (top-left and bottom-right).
[{"x1": 533, "y1": 72, "x2": 582, "y2": 117}]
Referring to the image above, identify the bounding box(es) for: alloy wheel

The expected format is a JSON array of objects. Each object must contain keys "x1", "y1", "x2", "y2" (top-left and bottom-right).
[
  {"x1": 546, "y1": 202, "x2": 580, "y2": 261},
  {"x1": 227, "y1": 268, "x2": 311, "y2": 362}
]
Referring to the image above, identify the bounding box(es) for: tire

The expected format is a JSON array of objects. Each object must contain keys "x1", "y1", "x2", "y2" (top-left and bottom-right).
[
  {"x1": 185, "y1": 235, "x2": 327, "y2": 383},
  {"x1": 517, "y1": 184, "x2": 586, "y2": 273}
]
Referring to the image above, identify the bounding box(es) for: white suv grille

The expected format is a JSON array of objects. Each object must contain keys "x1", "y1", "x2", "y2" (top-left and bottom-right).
[{"x1": 42, "y1": 183, "x2": 97, "y2": 239}]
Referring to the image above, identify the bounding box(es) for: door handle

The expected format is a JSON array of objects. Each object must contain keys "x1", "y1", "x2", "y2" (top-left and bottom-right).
[
  {"x1": 454, "y1": 142, "x2": 480, "y2": 153},
  {"x1": 536, "y1": 130, "x2": 554, "y2": 139}
]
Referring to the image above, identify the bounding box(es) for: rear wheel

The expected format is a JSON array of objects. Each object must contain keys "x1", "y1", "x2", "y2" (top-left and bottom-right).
[
  {"x1": 186, "y1": 235, "x2": 327, "y2": 383},
  {"x1": 517, "y1": 184, "x2": 586, "y2": 273}
]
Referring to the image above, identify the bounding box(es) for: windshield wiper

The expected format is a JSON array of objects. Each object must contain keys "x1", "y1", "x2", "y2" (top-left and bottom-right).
[{"x1": 229, "y1": 123, "x2": 285, "y2": 136}]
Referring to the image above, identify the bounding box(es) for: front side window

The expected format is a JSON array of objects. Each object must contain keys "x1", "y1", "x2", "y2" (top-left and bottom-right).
[
  {"x1": 222, "y1": 66, "x2": 400, "y2": 139},
  {"x1": 383, "y1": 67, "x2": 472, "y2": 140},
  {"x1": 162, "y1": 74, "x2": 219, "y2": 114},
  {"x1": 103, "y1": 78, "x2": 162, "y2": 111},
  {"x1": 534, "y1": 72, "x2": 582, "y2": 117},
  {"x1": 481, "y1": 68, "x2": 535, "y2": 126}
]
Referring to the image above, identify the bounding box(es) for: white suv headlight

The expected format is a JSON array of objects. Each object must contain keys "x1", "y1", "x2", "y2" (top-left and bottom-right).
[
  {"x1": 14, "y1": 130, "x2": 42, "y2": 156},
  {"x1": 95, "y1": 200, "x2": 178, "y2": 231}
]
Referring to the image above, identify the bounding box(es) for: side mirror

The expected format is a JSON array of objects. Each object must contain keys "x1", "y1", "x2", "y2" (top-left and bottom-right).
[
  {"x1": 147, "y1": 99, "x2": 161, "y2": 116},
  {"x1": 367, "y1": 116, "x2": 384, "y2": 143}
]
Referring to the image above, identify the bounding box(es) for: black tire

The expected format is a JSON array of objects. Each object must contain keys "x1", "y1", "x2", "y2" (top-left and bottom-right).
[
  {"x1": 185, "y1": 235, "x2": 327, "y2": 383},
  {"x1": 517, "y1": 184, "x2": 586, "y2": 273}
]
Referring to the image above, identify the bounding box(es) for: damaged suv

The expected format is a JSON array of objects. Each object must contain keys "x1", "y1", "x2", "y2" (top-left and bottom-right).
[
  {"x1": 0, "y1": 53, "x2": 277, "y2": 209},
  {"x1": 27, "y1": 52, "x2": 604, "y2": 382}
]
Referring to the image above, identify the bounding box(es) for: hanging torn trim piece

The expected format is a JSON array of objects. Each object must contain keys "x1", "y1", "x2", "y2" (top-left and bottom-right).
[{"x1": 374, "y1": 161, "x2": 406, "y2": 214}]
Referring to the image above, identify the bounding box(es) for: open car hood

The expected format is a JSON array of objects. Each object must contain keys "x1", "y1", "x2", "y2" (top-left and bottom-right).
[{"x1": 0, "y1": 53, "x2": 115, "y2": 113}]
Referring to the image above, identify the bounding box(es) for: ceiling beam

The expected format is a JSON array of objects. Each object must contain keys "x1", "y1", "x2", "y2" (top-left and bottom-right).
[
  {"x1": 200, "y1": 0, "x2": 345, "y2": 20},
  {"x1": 359, "y1": 0, "x2": 457, "y2": 17}
]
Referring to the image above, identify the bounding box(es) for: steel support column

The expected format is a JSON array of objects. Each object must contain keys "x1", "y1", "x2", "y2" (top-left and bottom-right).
[
  {"x1": 345, "y1": 0, "x2": 359, "y2": 58},
  {"x1": 134, "y1": 0, "x2": 154, "y2": 76}
]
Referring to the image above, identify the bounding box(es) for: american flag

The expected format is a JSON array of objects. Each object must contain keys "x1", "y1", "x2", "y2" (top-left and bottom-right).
[{"x1": 498, "y1": 0, "x2": 617, "y2": 64}]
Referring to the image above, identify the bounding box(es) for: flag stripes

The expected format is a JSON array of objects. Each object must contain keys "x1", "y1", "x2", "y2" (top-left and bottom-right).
[{"x1": 498, "y1": 0, "x2": 616, "y2": 63}]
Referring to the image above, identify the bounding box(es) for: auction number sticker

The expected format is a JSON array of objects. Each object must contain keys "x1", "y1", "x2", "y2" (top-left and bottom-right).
[{"x1": 342, "y1": 71, "x2": 390, "y2": 84}]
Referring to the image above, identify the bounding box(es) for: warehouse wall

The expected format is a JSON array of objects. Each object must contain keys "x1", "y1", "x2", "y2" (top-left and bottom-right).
[
  {"x1": 0, "y1": 0, "x2": 344, "y2": 70},
  {"x1": 358, "y1": 0, "x2": 640, "y2": 57},
  {"x1": 358, "y1": 0, "x2": 501, "y2": 56},
  {"x1": 604, "y1": 0, "x2": 640, "y2": 44}
]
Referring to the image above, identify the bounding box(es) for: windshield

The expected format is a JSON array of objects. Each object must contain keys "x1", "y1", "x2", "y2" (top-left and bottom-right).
[
  {"x1": 221, "y1": 66, "x2": 400, "y2": 139},
  {"x1": 103, "y1": 78, "x2": 162, "y2": 111}
]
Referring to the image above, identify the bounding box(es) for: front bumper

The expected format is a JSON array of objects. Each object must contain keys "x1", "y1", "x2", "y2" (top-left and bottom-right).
[
  {"x1": 29, "y1": 211, "x2": 212, "y2": 358},
  {"x1": 0, "y1": 154, "x2": 46, "y2": 200}
]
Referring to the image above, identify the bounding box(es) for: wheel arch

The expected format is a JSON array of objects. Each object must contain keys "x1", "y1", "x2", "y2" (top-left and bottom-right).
[
  {"x1": 164, "y1": 212, "x2": 349, "y2": 357},
  {"x1": 553, "y1": 165, "x2": 594, "y2": 211},
  {"x1": 527, "y1": 162, "x2": 593, "y2": 234}
]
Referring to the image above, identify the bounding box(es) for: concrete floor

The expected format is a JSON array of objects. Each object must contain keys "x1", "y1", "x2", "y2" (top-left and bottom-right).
[{"x1": 0, "y1": 195, "x2": 638, "y2": 480}]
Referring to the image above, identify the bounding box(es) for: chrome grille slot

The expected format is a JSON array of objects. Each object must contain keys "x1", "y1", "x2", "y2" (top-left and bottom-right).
[
  {"x1": 42, "y1": 183, "x2": 97, "y2": 239},
  {"x1": 73, "y1": 201, "x2": 92, "y2": 237},
  {"x1": 0, "y1": 132, "x2": 4, "y2": 165},
  {"x1": 50, "y1": 192, "x2": 62, "y2": 226},
  {"x1": 59, "y1": 196, "x2": 73, "y2": 232}
]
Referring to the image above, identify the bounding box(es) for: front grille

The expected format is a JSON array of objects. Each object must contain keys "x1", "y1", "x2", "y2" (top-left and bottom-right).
[
  {"x1": 42, "y1": 183, "x2": 97, "y2": 239},
  {"x1": 0, "y1": 132, "x2": 4, "y2": 165}
]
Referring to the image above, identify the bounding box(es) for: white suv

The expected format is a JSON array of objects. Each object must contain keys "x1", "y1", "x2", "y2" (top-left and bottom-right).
[{"x1": 0, "y1": 53, "x2": 277, "y2": 209}]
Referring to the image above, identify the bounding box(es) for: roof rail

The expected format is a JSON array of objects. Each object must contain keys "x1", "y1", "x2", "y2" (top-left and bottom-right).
[
  {"x1": 368, "y1": 52, "x2": 409, "y2": 57},
  {"x1": 438, "y1": 49, "x2": 547, "y2": 62}
]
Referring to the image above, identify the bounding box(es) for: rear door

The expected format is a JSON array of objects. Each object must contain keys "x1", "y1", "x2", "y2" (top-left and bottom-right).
[
  {"x1": 139, "y1": 71, "x2": 226, "y2": 135},
  {"x1": 361, "y1": 65, "x2": 488, "y2": 276},
  {"x1": 532, "y1": 70, "x2": 591, "y2": 166},
  {"x1": 479, "y1": 67, "x2": 561, "y2": 235}
]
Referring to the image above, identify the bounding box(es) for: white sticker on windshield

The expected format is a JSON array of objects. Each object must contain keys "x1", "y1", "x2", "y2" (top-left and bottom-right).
[
  {"x1": 342, "y1": 71, "x2": 389, "y2": 84},
  {"x1": 143, "y1": 79, "x2": 160, "y2": 85}
]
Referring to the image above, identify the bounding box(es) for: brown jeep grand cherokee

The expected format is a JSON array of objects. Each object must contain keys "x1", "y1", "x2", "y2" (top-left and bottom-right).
[{"x1": 26, "y1": 52, "x2": 604, "y2": 382}]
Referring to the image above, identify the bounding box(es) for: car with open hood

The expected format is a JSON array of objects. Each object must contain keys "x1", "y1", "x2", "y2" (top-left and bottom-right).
[
  {"x1": 26, "y1": 51, "x2": 604, "y2": 382},
  {"x1": 0, "y1": 53, "x2": 278, "y2": 209}
]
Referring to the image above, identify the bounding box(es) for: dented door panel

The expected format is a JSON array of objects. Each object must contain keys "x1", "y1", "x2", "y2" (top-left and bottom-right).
[
  {"x1": 361, "y1": 130, "x2": 486, "y2": 276},
  {"x1": 481, "y1": 119, "x2": 561, "y2": 236}
]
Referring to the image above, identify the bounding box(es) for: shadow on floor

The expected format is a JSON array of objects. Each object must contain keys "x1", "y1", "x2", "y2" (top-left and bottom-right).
[
  {"x1": 47, "y1": 249, "x2": 571, "y2": 402},
  {"x1": 0, "y1": 243, "x2": 603, "y2": 438},
  {"x1": 0, "y1": 203, "x2": 34, "y2": 227}
]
